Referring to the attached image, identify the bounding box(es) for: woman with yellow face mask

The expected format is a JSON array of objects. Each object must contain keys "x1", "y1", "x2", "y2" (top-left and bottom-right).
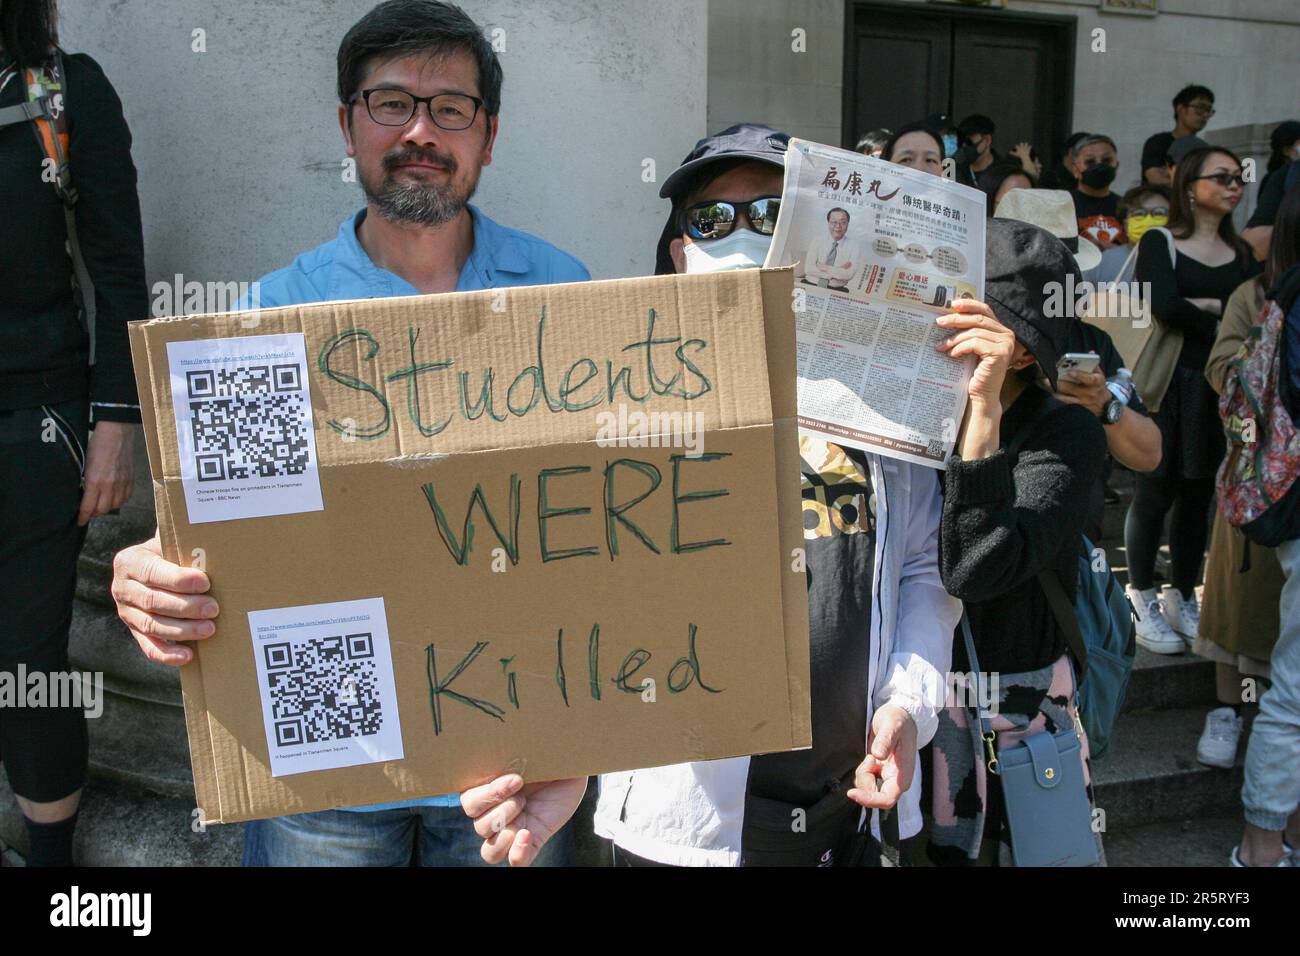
[{"x1": 1083, "y1": 184, "x2": 1171, "y2": 284}]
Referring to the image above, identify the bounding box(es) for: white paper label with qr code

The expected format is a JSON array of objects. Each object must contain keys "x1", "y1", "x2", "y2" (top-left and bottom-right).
[
  {"x1": 166, "y1": 334, "x2": 324, "y2": 524},
  {"x1": 249, "y1": 598, "x2": 404, "y2": 776}
]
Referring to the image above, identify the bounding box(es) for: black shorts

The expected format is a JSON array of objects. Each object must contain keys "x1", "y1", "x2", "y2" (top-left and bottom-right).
[{"x1": 0, "y1": 398, "x2": 91, "y2": 802}]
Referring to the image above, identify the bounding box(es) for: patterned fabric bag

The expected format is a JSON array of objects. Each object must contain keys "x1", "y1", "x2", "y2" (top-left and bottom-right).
[
  {"x1": 1217, "y1": 294, "x2": 1300, "y2": 547},
  {"x1": 927, "y1": 651, "x2": 1106, "y2": 866}
]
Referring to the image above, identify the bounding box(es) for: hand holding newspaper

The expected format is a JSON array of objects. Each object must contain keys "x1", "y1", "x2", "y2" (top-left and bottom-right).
[{"x1": 764, "y1": 139, "x2": 987, "y2": 468}]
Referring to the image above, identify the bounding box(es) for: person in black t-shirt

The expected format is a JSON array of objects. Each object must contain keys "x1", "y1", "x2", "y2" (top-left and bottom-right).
[
  {"x1": 1069, "y1": 134, "x2": 1126, "y2": 250},
  {"x1": 958, "y1": 114, "x2": 999, "y2": 178},
  {"x1": 1242, "y1": 121, "x2": 1300, "y2": 262},
  {"x1": 1140, "y1": 84, "x2": 1215, "y2": 187}
]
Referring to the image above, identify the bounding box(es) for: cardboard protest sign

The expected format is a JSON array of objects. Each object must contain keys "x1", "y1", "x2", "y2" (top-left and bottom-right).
[{"x1": 129, "y1": 268, "x2": 811, "y2": 824}]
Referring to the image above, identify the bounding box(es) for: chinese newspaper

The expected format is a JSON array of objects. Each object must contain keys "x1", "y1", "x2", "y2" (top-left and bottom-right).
[{"x1": 765, "y1": 138, "x2": 987, "y2": 469}]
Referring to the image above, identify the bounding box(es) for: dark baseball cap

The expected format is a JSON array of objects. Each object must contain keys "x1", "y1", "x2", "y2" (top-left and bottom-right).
[
  {"x1": 959, "y1": 114, "x2": 995, "y2": 137},
  {"x1": 983, "y1": 218, "x2": 1077, "y2": 389},
  {"x1": 658, "y1": 123, "x2": 790, "y2": 200}
]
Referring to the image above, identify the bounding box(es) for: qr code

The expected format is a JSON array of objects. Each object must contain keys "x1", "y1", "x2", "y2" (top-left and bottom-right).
[
  {"x1": 186, "y1": 364, "x2": 309, "y2": 481},
  {"x1": 263, "y1": 634, "x2": 384, "y2": 749},
  {"x1": 927, "y1": 438, "x2": 945, "y2": 458}
]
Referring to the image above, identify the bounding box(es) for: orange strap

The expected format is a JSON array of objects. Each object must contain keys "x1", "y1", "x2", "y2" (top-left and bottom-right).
[{"x1": 25, "y1": 63, "x2": 71, "y2": 188}]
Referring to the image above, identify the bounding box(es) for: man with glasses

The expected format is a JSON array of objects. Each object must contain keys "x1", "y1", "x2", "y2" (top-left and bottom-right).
[
  {"x1": 107, "y1": 0, "x2": 587, "y2": 867},
  {"x1": 462, "y1": 125, "x2": 961, "y2": 867},
  {"x1": 1141, "y1": 85, "x2": 1216, "y2": 188}
]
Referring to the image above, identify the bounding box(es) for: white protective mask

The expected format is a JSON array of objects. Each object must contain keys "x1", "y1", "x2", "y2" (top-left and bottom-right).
[{"x1": 682, "y1": 230, "x2": 772, "y2": 273}]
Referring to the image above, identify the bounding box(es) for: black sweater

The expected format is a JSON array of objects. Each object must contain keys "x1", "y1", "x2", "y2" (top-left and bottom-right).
[
  {"x1": 0, "y1": 51, "x2": 145, "y2": 422},
  {"x1": 942, "y1": 386, "x2": 1107, "y2": 674}
]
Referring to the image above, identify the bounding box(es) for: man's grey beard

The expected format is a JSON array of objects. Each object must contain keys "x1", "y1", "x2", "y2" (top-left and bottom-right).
[{"x1": 362, "y1": 170, "x2": 478, "y2": 227}]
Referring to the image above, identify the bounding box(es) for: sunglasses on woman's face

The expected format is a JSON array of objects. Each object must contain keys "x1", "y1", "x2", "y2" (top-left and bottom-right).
[
  {"x1": 682, "y1": 197, "x2": 782, "y2": 240},
  {"x1": 1192, "y1": 172, "x2": 1245, "y2": 188}
]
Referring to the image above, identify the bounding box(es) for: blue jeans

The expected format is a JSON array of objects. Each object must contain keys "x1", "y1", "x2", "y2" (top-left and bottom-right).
[
  {"x1": 242, "y1": 806, "x2": 576, "y2": 867},
  {"x1": 1242, "y1": 537, "x2": 1300, "y2": 831}
]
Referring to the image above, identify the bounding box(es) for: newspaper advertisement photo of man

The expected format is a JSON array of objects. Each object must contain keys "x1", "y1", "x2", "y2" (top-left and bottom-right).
[{"x1": 766, "y1": 139, "x2": 986, "y2": 468}]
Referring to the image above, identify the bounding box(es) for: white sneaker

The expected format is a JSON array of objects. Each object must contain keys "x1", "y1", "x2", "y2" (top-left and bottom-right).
[
  {"x1": 1127, "y1": 586, "x2": 1184, "y2": 654},
  {"x1": 1197, "y1": 706, "x2": 1242, "y2": 768},
  {"x1": 1231, "y1": 845, "x2": 1293, "y2": 867},
  {"x1": 1159, "y1": 585, "x2": 1200, "y2": 642}
]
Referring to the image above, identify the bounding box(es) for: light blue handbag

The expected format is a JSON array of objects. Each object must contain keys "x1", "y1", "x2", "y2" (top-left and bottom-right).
[{"x1": 961, "y1": 613, "x2": 1100, "y2": 868}]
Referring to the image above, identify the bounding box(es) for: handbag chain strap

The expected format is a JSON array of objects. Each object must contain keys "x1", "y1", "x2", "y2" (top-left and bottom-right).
[
  {"x1": 959, "y1": 612, "x2": 1001, "y2": 775},
  {"x1": 960, "y1": 607, "x2": 1088, "y2": 778}
]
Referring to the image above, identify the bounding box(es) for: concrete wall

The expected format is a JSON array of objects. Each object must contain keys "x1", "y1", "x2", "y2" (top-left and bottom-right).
[
  {"x1": 708, "y1": 0, "x2": 845, "y2": 146},
  {"x1": 56, "y1": 0, "x2": 708, "y2": 287},
  {"x1": 708, "y1": 0, "x2": 1298, "y2": 206}
]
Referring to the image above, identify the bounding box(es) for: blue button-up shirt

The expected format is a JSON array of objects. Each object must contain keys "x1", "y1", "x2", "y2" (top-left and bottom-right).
[
  {"x1": 255, "y1": 204, "x2": 589, "y2": 308},
  {"x1": 247, "y1": 205, "x2": 589, "y2": 810}
]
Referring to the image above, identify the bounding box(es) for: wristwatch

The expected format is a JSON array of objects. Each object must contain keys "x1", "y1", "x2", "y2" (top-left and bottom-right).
[{"x1": 1101, "y1": 397, "x2": 1125, "y2": 425}]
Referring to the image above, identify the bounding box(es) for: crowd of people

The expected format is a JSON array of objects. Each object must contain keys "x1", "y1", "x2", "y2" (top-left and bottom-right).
[
  {"x1": 3, "y1": 0, "x2": 1299, "y2": 869},
  {"x1": 857, "y1": 91, "x2": 1300, "y2": 869}
]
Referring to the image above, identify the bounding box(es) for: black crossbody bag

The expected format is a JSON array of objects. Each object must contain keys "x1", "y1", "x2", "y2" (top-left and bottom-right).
[{"x1": 740, "y1": 768, "x2": 904, "y2": 867}]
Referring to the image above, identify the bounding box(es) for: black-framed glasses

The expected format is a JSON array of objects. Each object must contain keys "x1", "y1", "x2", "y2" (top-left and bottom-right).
[
  {"x1": 353, "y1": 88, "x2": 484, "y2": 130},
  {"x1": 682, "y1": 197, "x2": 782, "y2": 240},
  {"x1": 1191, "y1": 172, "x2": 1245, "y2": 188},
  {"x1": 1187, "y1": 102, "x2": 1216, "y2": 117}
]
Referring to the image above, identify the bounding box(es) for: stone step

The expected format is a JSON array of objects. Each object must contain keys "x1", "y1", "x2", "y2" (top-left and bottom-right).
[
  {"x1": 1103, "y1": 812, "x2": 1246, "y2": 867},
  {"x1": 68, "y1": 598, "x2": 195, "y2": 801},
  {"x1": 0, "y1": 774, "x2": 244, "y2": 867},
  {"x1": 1092, "y1": 705, "x2": 1246, "y2": 831},
  {"x1": 84, "y1": 676, "x2": 194, "y2": 800},
  {"x1": 1123, "y1": 645, "x2": 1217, "y2": 713}
]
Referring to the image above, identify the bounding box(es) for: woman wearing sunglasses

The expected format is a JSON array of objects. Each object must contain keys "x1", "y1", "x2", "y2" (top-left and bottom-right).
[{"x1": 1124, "y1": 147, "x2": 1262, "y2": 654}]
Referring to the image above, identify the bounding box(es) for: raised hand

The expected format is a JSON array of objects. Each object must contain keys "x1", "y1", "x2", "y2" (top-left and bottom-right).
[{"x1": 461, "y1": 773, "x2": 587, "y2": 866}]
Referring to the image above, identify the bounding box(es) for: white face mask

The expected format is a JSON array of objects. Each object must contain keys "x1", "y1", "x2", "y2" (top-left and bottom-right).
[{"x1": 682, "y1": 230, "x2": 772, "y2": 273}]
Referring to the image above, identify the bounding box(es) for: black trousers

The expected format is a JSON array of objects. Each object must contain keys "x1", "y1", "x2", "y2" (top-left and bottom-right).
[
  {"x1": 0, "y1": 398, "x2": 90, "y2": 803},
  {"x1": 609, "y1": 840, "x2": 676, "y2": 867}
]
